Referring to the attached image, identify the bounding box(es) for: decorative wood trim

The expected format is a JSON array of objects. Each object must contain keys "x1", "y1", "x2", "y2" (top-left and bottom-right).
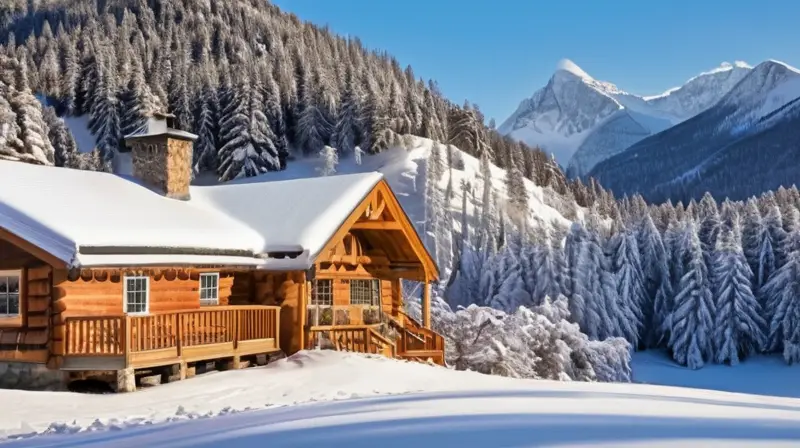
[
  {"x1": 314, "y1": 180, "x2": 439, "y2": 281},
  {"x1": 0, "y1": 228, "x2": 67, "y2": 268},
  {"x1": 351, "y1": 221, "x2": 403, "y2": 230}
]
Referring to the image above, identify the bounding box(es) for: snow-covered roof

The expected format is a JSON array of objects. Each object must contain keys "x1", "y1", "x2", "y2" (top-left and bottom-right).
[
  {"x1": 0, "y1": 160, "x2": 383, "y2": 269},
  {"x1": 123, "y1": 116, "x2": 198, "y2": 141}
]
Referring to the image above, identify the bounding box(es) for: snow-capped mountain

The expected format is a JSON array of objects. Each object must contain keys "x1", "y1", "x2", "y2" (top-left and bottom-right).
[
  {"x1": 499, "y1": 59, "x2": 752, "y2": 177},
  {"x1": 589, "y1": 60, "x2": 800, "y2": 203}
]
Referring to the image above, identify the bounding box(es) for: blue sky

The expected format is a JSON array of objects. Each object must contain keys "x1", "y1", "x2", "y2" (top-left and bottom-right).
[{"x1": 271, "y1": 0, "x2": 798, "y2": 124}]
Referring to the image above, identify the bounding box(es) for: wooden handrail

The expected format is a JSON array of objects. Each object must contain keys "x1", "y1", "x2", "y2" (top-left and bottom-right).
[{"x1": 64, "y1": 306, "x2": 280, "y2": 360}]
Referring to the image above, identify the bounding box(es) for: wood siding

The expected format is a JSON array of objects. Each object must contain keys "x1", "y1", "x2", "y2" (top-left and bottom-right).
[{"x1": 0, "y1": 266, "x2": 51, "y2": 363}]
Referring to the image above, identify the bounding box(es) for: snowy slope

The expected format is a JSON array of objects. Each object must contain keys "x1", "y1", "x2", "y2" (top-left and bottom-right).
[
  {"x1": 4, "y1": 351, "x2": 800, "y2": 446},
  {"x1": 499, "y1": 59, "x2": 751, "y2": 177},
  {"x1": 590, "y1": 59, "x2": 800, "y2": 202},
  {"x1": 201, "y1": 136, "x2": 573, "y2": 250}
]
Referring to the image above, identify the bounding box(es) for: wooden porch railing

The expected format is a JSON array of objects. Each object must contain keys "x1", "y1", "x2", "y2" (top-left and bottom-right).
[
  {"x1": 63, "y1": 306, "x2": 280, "y2": 366},
  {"x1": 307, "y1": 324, "x2": 396, "y2": 358}
]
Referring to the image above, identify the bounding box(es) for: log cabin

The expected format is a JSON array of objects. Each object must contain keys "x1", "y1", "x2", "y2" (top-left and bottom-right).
[{"x1": 0, "y1": 113, "x2": 443, "y2": 392}]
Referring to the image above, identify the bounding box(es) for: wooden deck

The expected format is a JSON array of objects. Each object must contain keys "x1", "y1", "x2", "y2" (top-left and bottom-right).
[{"x1": 61, "y1": 306, "x2": 280, "y2": 371}]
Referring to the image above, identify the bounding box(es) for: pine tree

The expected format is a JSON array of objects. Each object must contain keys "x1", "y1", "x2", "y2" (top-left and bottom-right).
[
  {"x1": 0, "y1": 86, "x2": 26, "y2": 163},
  {"x1": 9, "y1": 64, "x2": 55, "y2": 165},
  {"x1": 217, "y1": 73, "x2": 279, "y2": 181},
  {"x1": 316, "y1": 145, "x2": 338, "y2": 176},
  {"x1": 762, "y1": 230, "x2": 800, "y2": 363},
  {"x1": 119, "y1": 56, "x2": 155, "y2": 138},
  {"x1": 505, "y1": 146, "x2": 529, "y2": 225},
  {"x1": 331, "y1": 66, "x2": 360, "y2": 155},
  {"x1": 193, "y1": 79, "x2": 219, "y2": 174},
  {"x1": 608, "y1": 227, "x2": 646, "y2": 346},
  {"x1": 711, "y1": 203, "x2": 766, "y2": 364},
  {"x1": 88, "y1": 49, "x2": 120, "y2": 163},
  {"x1": 669, "y1": 221, "x2": 715, "y2": 369},
  {"x1": 42, "y1": 105, "x2": 76, "y2": 167}
]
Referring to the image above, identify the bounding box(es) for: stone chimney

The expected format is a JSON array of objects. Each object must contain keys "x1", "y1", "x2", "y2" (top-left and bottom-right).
[{"x1": 122, "y1": 112, "x2": 198, "y2": 201}]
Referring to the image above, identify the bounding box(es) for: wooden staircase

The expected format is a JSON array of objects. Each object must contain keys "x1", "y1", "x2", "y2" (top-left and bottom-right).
[{"x1": 306, "y1": 312, "x2": 445, "y2": 366}]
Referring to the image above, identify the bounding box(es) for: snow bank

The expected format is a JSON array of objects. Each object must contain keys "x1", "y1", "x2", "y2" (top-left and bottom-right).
[{"x1": 4, "y1": 350, "x2": 800, "y2": 446}]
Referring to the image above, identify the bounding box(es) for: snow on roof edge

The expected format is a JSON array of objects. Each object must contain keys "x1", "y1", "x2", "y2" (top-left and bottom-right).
[{"x1": 0, "y1": 203, "x2": 76, "y2": 265}]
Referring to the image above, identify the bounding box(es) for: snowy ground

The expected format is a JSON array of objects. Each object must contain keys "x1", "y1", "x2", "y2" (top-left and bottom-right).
[
  {"x1": 633, "y1": 350, "x2": 800, "y2": 399},
  {"x1": 3, "y1": 350, "x2": 800, "y2": 447}
]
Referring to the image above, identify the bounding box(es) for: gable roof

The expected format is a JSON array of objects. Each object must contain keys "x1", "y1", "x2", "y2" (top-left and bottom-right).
[{"x1": 0, "y1": 160, "x2": 383, "y2": 270}]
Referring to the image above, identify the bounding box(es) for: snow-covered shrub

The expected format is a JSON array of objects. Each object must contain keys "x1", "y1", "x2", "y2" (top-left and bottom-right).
[{"x1": 426, "y1": 294, "x2": 632, "y2": 382}]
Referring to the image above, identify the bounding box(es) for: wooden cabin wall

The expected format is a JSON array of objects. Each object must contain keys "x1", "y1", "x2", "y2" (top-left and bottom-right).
[
  {"x1": 52, "y1": 269, "x2": 236, "y2": 319},
  {"x1": 0, "y1": 265, "x2": 51, "y2": 364}
]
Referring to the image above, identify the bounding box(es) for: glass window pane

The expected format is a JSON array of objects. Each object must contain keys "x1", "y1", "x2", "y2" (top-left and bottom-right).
[
  {"x1": 7, "y1": 277, "x2": 18, "y2": 294},
  {"x1": 200, "y1": 289, "x2": 208, "y2": 299},
  {"x1": 8, "y1": 294, "x2": 19, "y2": 314},
  {"x1": 0, "y1": 294, "x2": 7, "y2": 314},
  {"x1": 0, "y1": 277, "x2": 7, "y2": 294}
]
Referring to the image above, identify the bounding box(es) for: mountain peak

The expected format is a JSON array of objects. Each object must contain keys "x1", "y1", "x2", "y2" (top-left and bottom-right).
[
  {"x1": 757, "y1": 59, "x2": 800, "y2": 74},
  {"x1": 555, "y1": 59, "x2": 593, "y2": 80}
]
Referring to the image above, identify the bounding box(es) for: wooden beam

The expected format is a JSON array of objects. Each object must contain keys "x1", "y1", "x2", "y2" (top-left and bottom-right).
[
  {"x1": 422, "y1": 273, "x2": 431, "y2": 329},
  {"x1": 0, "y1": 228, "x2": 67, "y2": 268},
  {"x1": 351, "y1": 221, "x2": 402, "y2": 230}
]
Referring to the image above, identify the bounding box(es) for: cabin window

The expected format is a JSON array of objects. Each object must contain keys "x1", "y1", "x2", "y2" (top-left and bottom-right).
[
  {"x1": 199, "y1": 273, "x2": 219, "y2": 306},
  {"x1": 124, "y1": 275, "x2": 149, "y2": 315},
  {"x1": 0, "y1": 270, "x2": 20, "y2": 317},
  {"x1": 350, "y1": 279, "x2": 380, "y2": 306},
  {"x1": 310, "y1": 279, "x2": 333, "y2": 306}
]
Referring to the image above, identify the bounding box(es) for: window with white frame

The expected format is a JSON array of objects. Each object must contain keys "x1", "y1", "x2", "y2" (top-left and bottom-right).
[
  {"x1": 124, "y1": 276, "x2": 149, "y2": 314},
  {"x1": 311, "y1": 279, "x2": 333, "y2": 306},
  {"x1": 0, "y1": 270, "x2": 20, "y2": 317},
  {"x1": 350, "y1": 279, "x2": 380, "y2": 306},
  {"x1": 199, "y1": 273, "x2": 219, "y2": 305}
]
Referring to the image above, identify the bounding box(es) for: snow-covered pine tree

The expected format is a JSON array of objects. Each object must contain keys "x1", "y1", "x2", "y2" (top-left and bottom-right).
[
  {"x1": 504, "y1": 146, "x2": 529, "y2": 226},
  {"x1": 193, "y1": 79, "x2": 219, "y2": 174},
  {"x1": 261, "y1": 66, "x2": 288, "y2": 169},
  {"x1": 217, "y1": 73, "x2": 280, "y2": 181},
  {"x1": 486, "y1": 246, "x2": 530, "y2": 311},
  {"x1": 119, "y1": 56, "x2": 155, "y2": 139},
  {"x1": 698, "y1": 192, "x2": 721, "y2": 264},
  {"x1": 608, "y1": 226, "x2": 646, "y2": 346},
  {"x1": 528, "y1": 225, "x2": 567, "y2": 306},
  {"x1": 0, "y1": 86, "x2": 26, "y2": 163},
  {"x1": 424, "y1": 143, "x2": 445, "y2": 268},
  {"x1": 9, "y1": 63, "x2": 55, "y2": 165},
  {"x1": 711, "y1": 202, "x2": 766, "y2": 364},
  {"x1": 476, "y1": 151, "x2": 497, "y2": 253},
  {"x1": 331, "y1": 66, "x2": 360, "y2": 156},
  {"x1": 58, "y1": 31, "x2": 80, "y2": 115},
  {"x1": 360, "y1": 71, "x2": 390, "y2": 154},
  {"x1": 669, "y1": 221, "x2": 715, "y2": 369},
  {"x1": 316, "y1": 145, "x2": 338, "y2": 176},
  {"x1": 296, "y1": 65, "x2": 331, "y2": 155},
  {"x1": 762, "y1": 229, "x2": 800, "y2": 363},
  {"x1": 42, "y1": 105, "x2": 76, "y2": 167},
  {"x1": 637, "y1": 213, "x2": 670, "y2": 346},
  {"x1": 87, "y1": 48, "x2": 120, "y2": 163}
]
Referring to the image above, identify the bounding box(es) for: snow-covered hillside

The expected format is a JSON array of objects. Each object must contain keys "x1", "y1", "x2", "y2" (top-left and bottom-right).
[
  {"x1": 4, "y1": 351, "x2": 800, "y2": 446},
  {"x1": 499, "y1": 59, "x2": 751, "y2": 177}
]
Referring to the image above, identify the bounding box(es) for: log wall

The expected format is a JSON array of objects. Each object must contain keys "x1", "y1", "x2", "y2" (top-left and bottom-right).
[{"x1": 0, "y1": 265, "x2": 51, "y2": 364}]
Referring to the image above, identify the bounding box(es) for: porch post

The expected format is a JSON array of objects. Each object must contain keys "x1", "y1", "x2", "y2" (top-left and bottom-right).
[{"x1": 422, "y1": 273, "x2": 431, "y2": 329}]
